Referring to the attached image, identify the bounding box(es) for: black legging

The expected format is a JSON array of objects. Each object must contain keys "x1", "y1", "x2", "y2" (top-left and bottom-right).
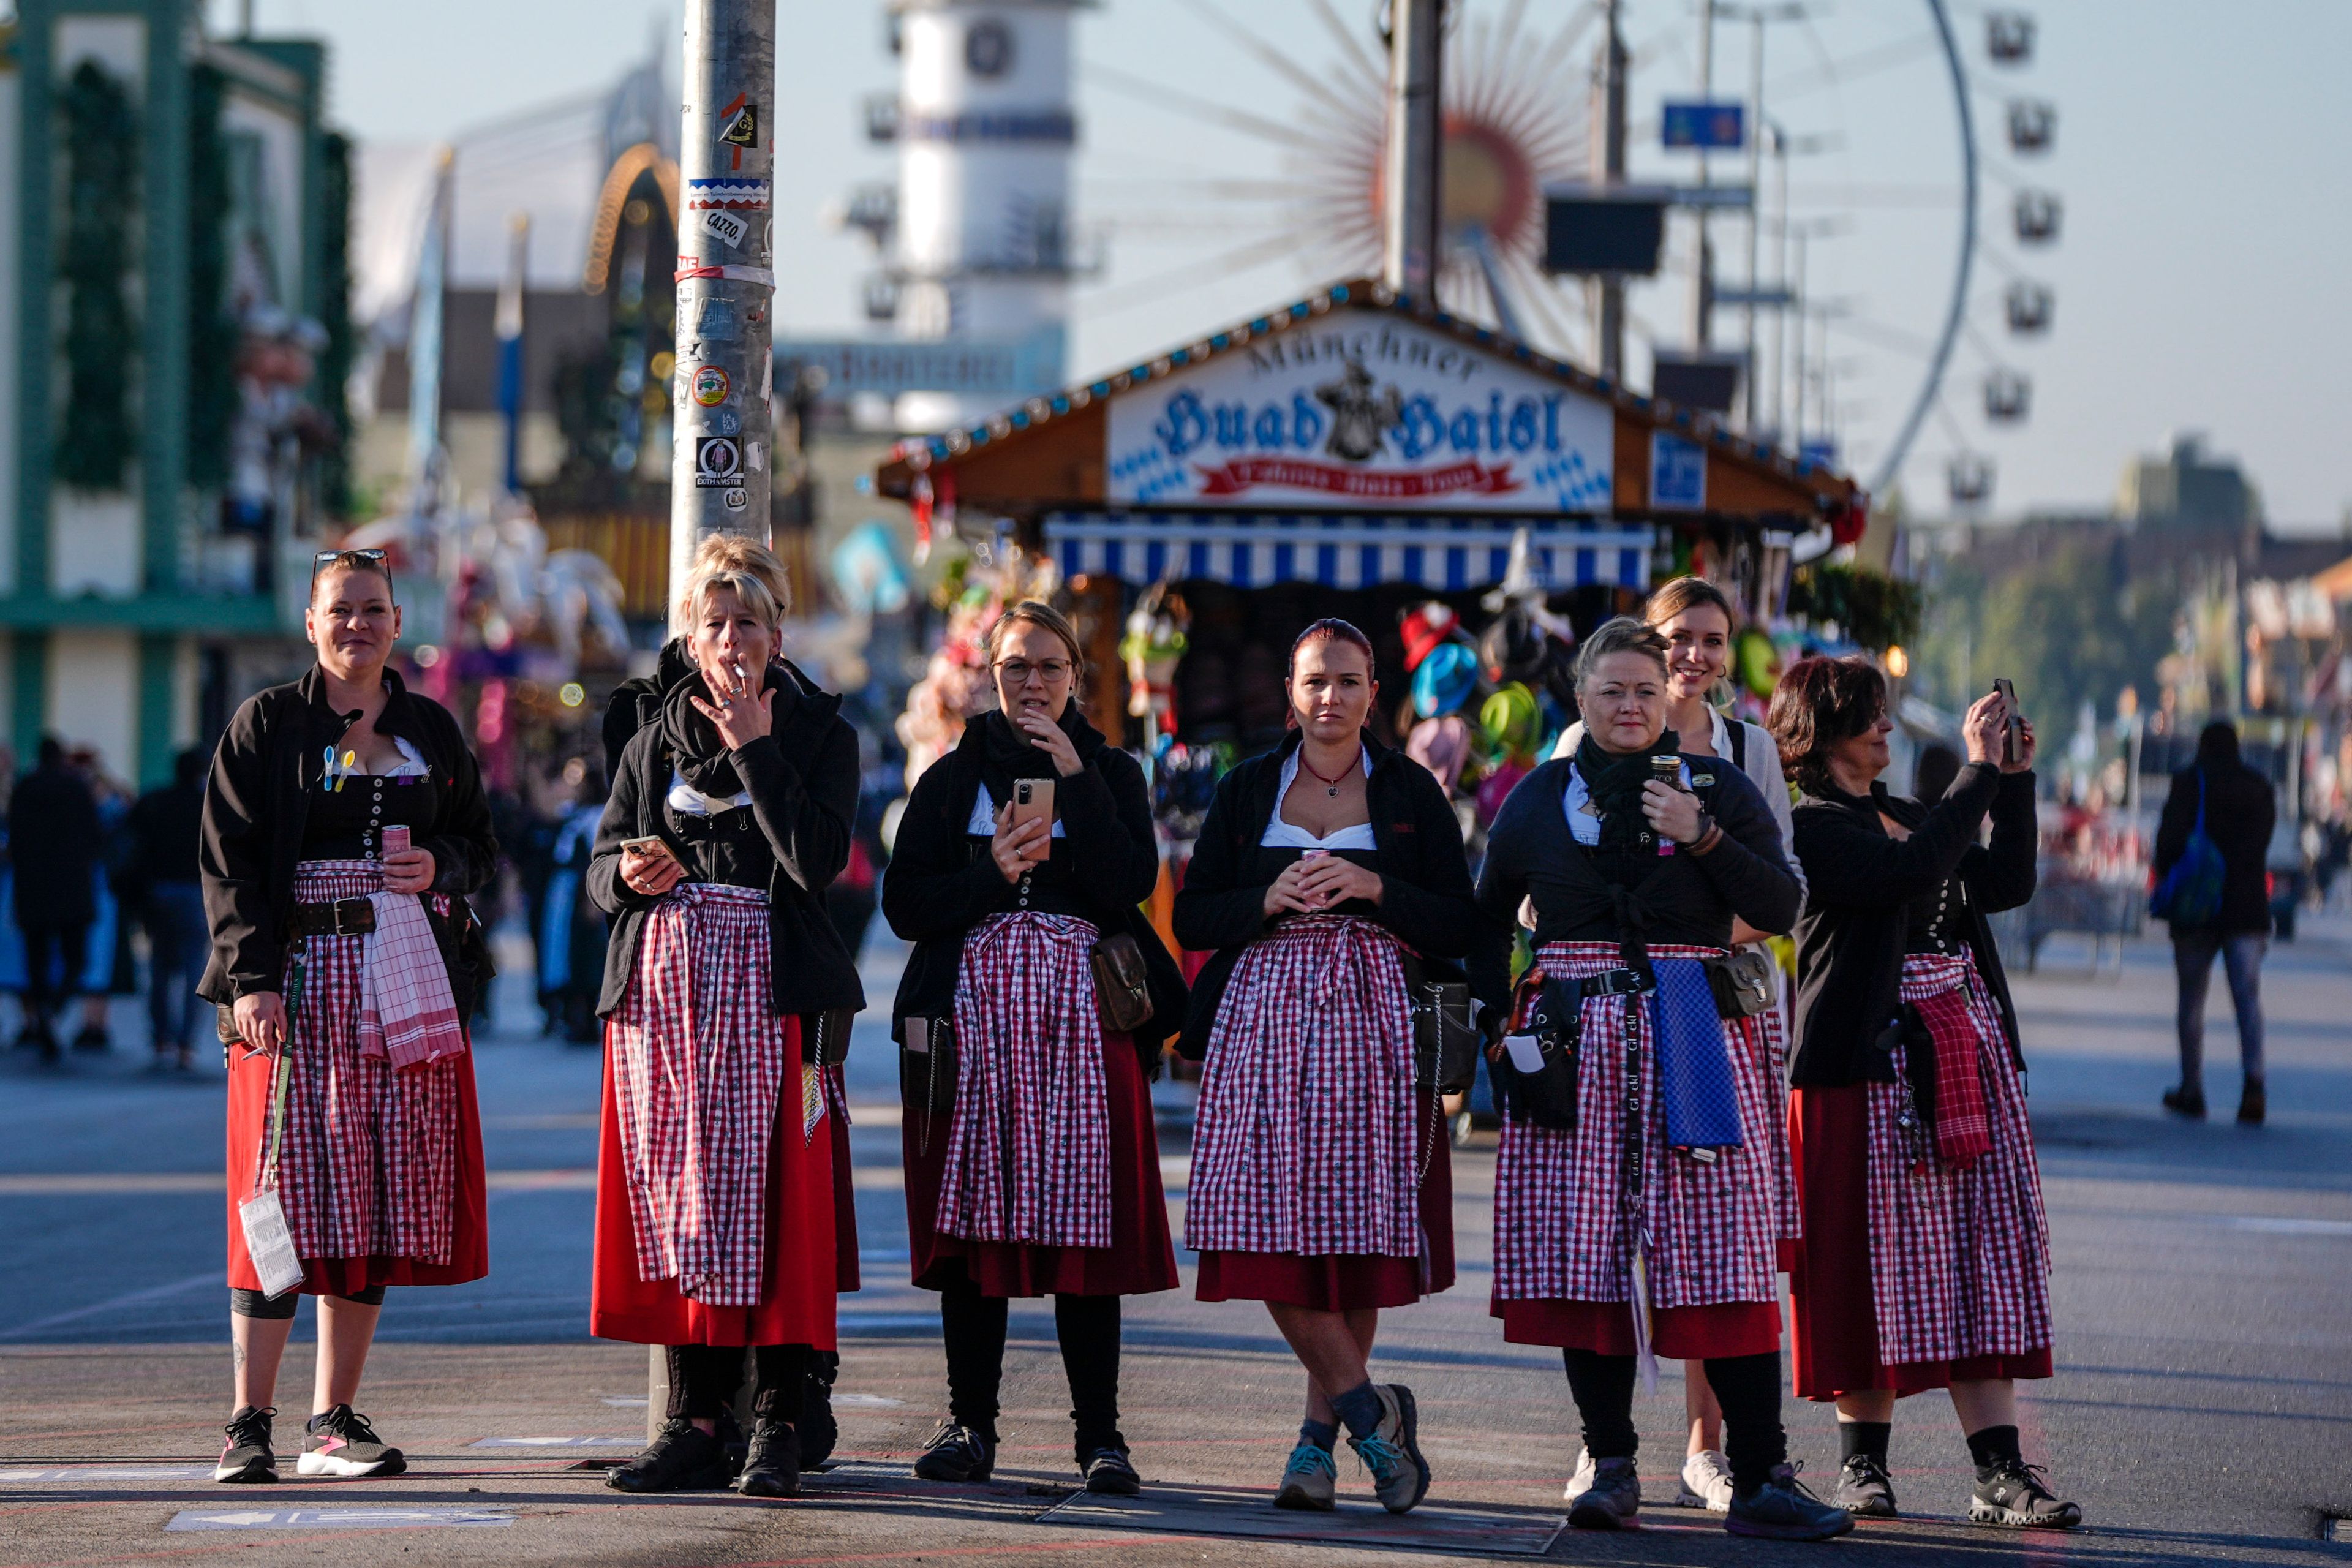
[
  {"x1": 940, "y1": 1270, "x2": 1123, "y2": 1460},
  {"x1": 230, "y1": 1286, "x2": 385, "y2": 1319},
  {"x1": 666, "y1": 1344, "x2": 809, "y2": 1424},
  {"x1": 1563, "y1": 1348, "x2": 1787, "y2": 1493},
  {"x1": 20, "y1": 921, "x2": 87, "y2": 1028}
]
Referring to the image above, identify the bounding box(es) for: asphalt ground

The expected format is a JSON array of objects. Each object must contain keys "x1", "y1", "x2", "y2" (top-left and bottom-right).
[{"x1": 2, "y1": 915, "x2": 2348, "y2": 1567}]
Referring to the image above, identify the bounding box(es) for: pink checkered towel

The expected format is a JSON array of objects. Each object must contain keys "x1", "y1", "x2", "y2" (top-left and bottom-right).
[{"x1": 358, "y1": 889, "x2": 467, "y2": 1071}]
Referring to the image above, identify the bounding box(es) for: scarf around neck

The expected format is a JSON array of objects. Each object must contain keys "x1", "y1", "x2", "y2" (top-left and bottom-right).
[
  {"x1": 1574, "y1": 729, "x2": 1681, "y2": 859},
  {"x1": 663, "y1": 659, "x2": 797, "y2": 797},
  {"x1": 974, "y1": 701, "x2": 1104, "y2": 811}
]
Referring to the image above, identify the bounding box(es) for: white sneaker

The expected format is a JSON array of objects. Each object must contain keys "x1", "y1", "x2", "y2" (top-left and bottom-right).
[
  {"x1": 1676, "y1": 1448, "x2": 1735, "y2": 1512},
  {"x1": 1561, "y1": 1444, "x2": 1597, "y2": 1502}
]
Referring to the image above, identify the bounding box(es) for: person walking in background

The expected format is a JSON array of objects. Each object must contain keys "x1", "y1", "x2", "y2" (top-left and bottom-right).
[
  {"x1": 535, "y1": 758, "x2": 609, "y2": 1046},
  {"x1": 128, "y1": 749, "x2": 212, "y2": 1071},
  {"x1": 11, "y1": 736, "x2": 102, "y2": 1058},
  {"x1": 2154, "y1": 720, "x2": 2275, "y2": 1126}
]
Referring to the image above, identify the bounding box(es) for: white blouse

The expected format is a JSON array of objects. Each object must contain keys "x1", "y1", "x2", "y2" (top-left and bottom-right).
[
  {"x1": 1260, "y1": 747, "x2": 1378, "y2": 851},
  {"x1": 967, "y1": 783, "x2": 1069, "y2": 839}
]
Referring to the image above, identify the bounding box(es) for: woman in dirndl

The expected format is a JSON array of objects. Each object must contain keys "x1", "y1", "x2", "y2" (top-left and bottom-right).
[
  {"x1": 589, "y1": 546, "x2": 864, "y2": 1500},
  {"x1": 1770, "y1": 657, "x2": 2079, "y2": 1529},
  {"x1": 883, "y1": 600, "x2": 1183, "y2": 1496},
  {"x1": 1174, "y1": 619, "x2": 1477, "y2": 1517},
  {"x1": 200, "y1": 548, "x2": 498, "y2": 1485},
  {"x1": 1474, "y1": 617, "x2": 1847, "y2": 1542}
]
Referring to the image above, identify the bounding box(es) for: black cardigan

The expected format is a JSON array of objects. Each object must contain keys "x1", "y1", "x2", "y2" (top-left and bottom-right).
[
  {"x1": 1785, "y1": 763, "x2": 2036, "y2": 1087},
  {"x1": 1172, "y1": 731, "x2": 1487, "y2": 1061},
  {"x1": 589, "y1": 661, "x2": 866, "y2": 1019},
  {"x1": 1474, "y1": 753, "x2": 1798, "y2": 1009},
  {"x1": 198, "y1": 666, "x2": 499, "y2": 1016},
  {"x1": 881, "y1": 710, "x2": 1185, "y2": 1048}
]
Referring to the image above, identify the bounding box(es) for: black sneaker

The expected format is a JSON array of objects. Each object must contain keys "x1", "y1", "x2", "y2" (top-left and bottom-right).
[
  {"x1": 2238, "y1": 1081, "x2": 2266, "y2": 1126},
  {"x1": 1728, "y1": 1463, "x2": 1855, "y2": 1540},
  {"x1": 297, "y1": 1405, "x2": 405, "y2": 1477},
  {"x1": 2161, "y1": 1085, "x2": 2207, "y2": 1120},
  {"x1": 1083, "y1": 1447, "x2": 1142, "y2": 1496},
  {"x1": 1833, "y1": 1452, "x2": 1898, "y2": 1517},
  {"x1": 911, "y1": 1422, "x2": 994, "y2": 1483},
  {"x1": 214, "y1": 1404, "x2": 276, "y2": 1483},
  {"x1": 736, "y1": 1418, "x2": 800, "y2": 1498},
  {"x1": 798, "y1": 1351, "x2": 840, "y2": 1469},
  {"x1": 1567, "y1": 1454, "x2": 1640, "y2": 1530},
  {"x1": 72, "y1": 1023, "x2": 110, "y2": 1053},
  {"x1": 1970, "y1": 1458, "x2": 2081, "y2": 1529},
  {"x1": 606, "y1": 1418, "x2": 736, "y2": 1493}
]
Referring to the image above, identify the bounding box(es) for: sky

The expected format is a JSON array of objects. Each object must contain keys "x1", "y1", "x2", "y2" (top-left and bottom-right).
[{"x1": 186, "y1": 0, "x2": 2352, "y2": 532}]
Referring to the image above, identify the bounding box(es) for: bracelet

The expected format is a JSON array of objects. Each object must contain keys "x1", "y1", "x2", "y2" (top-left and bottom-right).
[{"x1": 1687, "y1": 815, "x2": 1724, "y2": 856}]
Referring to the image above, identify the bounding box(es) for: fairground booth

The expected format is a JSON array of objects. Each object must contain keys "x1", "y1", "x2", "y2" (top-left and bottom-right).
[{"x1": 875, "y1": 277, "x2": 1864, "y2": 918}]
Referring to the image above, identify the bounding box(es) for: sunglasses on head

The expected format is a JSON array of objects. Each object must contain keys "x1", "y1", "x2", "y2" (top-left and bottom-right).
[{"x1": 312, "y1": 549, "x2": 392, "y2": 590}]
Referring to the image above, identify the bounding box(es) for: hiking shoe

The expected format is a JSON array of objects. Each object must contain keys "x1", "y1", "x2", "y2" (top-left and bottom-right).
[
  {"x1": 798, "y1": 1351, "x2": 840, "y2": 1469},
  {"x1": 911, "y1": 1422, "x2": 995, "y2": 1483},
  {"x1": 606, "y1": 1418, "x2": 734, "y2": 1493},
  {"x1": 735, "y1": 1417, "x2": 799, "y2": 1498},
  {"x1": 2238, "y1": 1081, "x2": 2267, "y2": 1126},
  {"x1": 214, "y1": 1404, "x2": 276, "y2": 1483},
  {"x1": 1560, "y1": 1444, "x2": 1597, "y2": 1502},
  {"x1": 1083, "y1": 1447, "x2": 1142, "y2": 1496},
  {"x1": 1273, "y1": 1442, "x2": 1337, "y2": 1510},
  {"x1": 1567, "y1": 1454, "x2": 1640, "y2": 1530},
  {"x1": 1970, "y1": 1458, "x2": 2081, "y2": 1529},
  {"x1": 297, "y1": 1404, "x2": 406, "y2": 1477},
  {"x1": 1833, "y1": 1452, "x2": 1899, "y2": 1516},
  {"x1": 2161, "y1": 1085, "x2": 2207, "y2": 1119},
  {"x1": 1728, "y1": 1463, "x2": 1854, "y2": 1540},
  {"x1": 1347, "y1": 1384, "x2": 1430, "y2": 1515},
  {"x1": 1676, "y1": 1447, "x2": 1734, "y2": 1512}
]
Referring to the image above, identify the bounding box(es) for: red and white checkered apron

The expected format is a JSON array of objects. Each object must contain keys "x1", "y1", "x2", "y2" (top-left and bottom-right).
[
  {"x1": 1864, "y1": 951, "x2": 2053, "y2": 1364},
  {"x1": 1750, "y1": 948, "x2": 1803, "y2": 1248},
  {"x1": 1186, "y1": 914, "x2": 1423, "y2": 1258},
  {"x1": 1491, "y1": 941, "x2": 1782, "y2": 1311},
  {"x1": 940, "y1": 913, "x2": 1113, "y2": 1248},
  {"x1": 271, "y1": 861, "x2": 462, "y2": 1264},
  {"x1": 609, "y1": 881, "x2": 816, "y2": 1306}
]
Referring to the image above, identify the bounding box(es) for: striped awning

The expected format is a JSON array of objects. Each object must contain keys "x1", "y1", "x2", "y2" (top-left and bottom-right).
[{"x1": 1046, "y1": 512, "x2": 1653, "y2": 592}]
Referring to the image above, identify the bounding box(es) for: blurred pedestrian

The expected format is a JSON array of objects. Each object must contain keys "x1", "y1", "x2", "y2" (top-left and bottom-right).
[
  {"x1": 128, "y1": 748, "x2": 211, "y2": 1071},
  {"x1": 2153, "y1": 720, "x2": 2275, "y2": 1125},
  {"x1": 10, "y1": 735, "x2": 101, "y2": 1058},
  {"x1": 536, "y1": 758, "x2": 607, "y2": 1044},
  {"x1": 200, "y1": 549, "x2": 499, "y2": 1485}
]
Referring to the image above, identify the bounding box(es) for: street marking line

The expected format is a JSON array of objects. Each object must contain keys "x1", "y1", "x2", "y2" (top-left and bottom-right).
[
  {"x1": 164, "y1": 1507, "x2": 513, "y2": 1531},
  {"x1": 2222, "y1": 1216, "x2": 2352, "y2": 1237},
  {"x1": 1036, "y1": 1487, "x2": 1566, "y2": 1555},
  {"x1": 0, "y1": 1171, "x2": 598, "y2": 1196},
  {"x1": 466, "y1": 1436, "x2": 638, "y2": 1449},
  {"x1": 0, "y1": 1466, "x2": 213, "y2": 1483}
]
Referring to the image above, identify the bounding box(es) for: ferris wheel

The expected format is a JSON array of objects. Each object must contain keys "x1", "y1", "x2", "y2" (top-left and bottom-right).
[{"x1": 1077, "y1": 0, "x2": 2061, "y2": 515}]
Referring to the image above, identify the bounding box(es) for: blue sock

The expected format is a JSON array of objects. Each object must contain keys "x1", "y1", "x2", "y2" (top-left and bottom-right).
[
  {"x1": 1298, "y1": 1418, "x2": 1338, "y2": 1452},
  {"x1": 1330, "y1": 1381, "x2": 1384, "y2": 1443}
]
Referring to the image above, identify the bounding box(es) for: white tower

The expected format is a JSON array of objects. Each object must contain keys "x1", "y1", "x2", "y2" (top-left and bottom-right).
[{"x1": 881, "y1": 0, "x2": 1085, "y2": 432}]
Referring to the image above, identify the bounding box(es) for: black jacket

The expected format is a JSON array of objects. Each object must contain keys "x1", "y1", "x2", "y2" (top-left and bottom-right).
[
  {"x1": 1785, "y1": 763, "x2": 2035, "y2": 1087},
  {"x1": 590, "y1": 660, "x2": 865, "y2": 1019},
  {"x1": 1174, "y1": 731, "x2": 1487, "y2": 1060},
  {"x1": 2154, "y1": 760, "x2": 2274, "y2": 936},
  {"x1": 9, "y1": 763, "x2": 101, "y2": 928},
  {"x1": 198, "y1": 666, "x2": 499, "y2": 1016},
  {"x1": 1474, "y1": 753, "x2": 1798, "y2": 1004},
  {"x1": 882, "y1": 708, "x2": 1186, "y2": 1049}
]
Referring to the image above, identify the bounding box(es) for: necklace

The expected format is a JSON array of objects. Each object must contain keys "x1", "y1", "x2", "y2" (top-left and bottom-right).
[{"x1": 1298, "y1": 745, "x2": 1362, "y2": 799}]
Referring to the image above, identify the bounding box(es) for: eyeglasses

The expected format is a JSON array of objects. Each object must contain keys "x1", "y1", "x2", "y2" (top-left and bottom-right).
[{"x1": 994, "y1": 657, "x2": 1071, "y2": 686}]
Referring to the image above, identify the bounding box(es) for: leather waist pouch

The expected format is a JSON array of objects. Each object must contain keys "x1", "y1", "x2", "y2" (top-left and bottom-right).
[
  {"x1": 1703, "y1": 946, "x2": 1776, "y2": 1018},
  {"x1": 1090, "y1": 931, "x2": 1153, "y2": 1035},
  {"x1": 1402, "y1": 956, "x2": 1478, "y2": 1095},
  {"x1": 806, "y1": 1008, "x2": 856, "y2": 1069},
  {"x1": 1490, "y1": 972, "x2": 1581, "y2": 1131},
  {"x1": 898, "y1": 1017, "x2": 958, "y2": 1120}
]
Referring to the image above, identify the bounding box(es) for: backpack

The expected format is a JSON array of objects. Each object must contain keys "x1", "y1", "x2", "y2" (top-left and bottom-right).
[{"x1": 2149, "y1": 772, "x2": 2226, "y2": 927}]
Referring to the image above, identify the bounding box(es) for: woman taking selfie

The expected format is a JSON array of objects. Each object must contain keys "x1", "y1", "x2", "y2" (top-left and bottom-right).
[
  {"x1": 201, "y1": 549, "x2": 497, "y2": 1484},
  {"x1": 1175, "y1": 619, "x2": 1479, "y2": 1517},
  {"x1": 589, "y1": 548, "x2": 864, "y2": 1499},
  {"x1": 883, "y1": 601, "x2": 1182, "y2": 1496},
  {"x1": 1770, "y1": 660, "x2": 2077, "y2": 1529},
  {"x1": 1476, "y1": 617, "x2": 1845, "y2": 1542}
]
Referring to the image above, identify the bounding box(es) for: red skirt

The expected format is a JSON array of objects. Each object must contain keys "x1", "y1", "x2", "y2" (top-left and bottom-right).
[
  {"x1": 592, "y1": 1017, "x2": 838, "y2": 1349},
  {"x1": 903, "y1": 1028, "x2": 1177, "y2": 1299},
  {"x1": 1196, "y1": 1100, "x2": 1456, "y2": 1311},
  {"x1": 224, "y1": 1036, "x2": 489, "y2": 1297},
  {"x1": 1787, "y1": 1084, "x2": 2051, "y2": 1400}
]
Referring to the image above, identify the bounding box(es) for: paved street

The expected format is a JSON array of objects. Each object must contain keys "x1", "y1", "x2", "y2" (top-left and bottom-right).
[{"x1": 2, "y1": 918, "x2": 2348, "y2": 1567}]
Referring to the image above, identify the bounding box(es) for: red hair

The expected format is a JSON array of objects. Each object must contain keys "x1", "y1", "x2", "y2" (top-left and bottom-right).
[{"x1": 1767, "y1": 655, "x2": 1888, "y2": 796}]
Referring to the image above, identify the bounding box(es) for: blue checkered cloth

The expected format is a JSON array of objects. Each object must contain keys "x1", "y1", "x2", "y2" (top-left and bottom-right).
[{"x1": 1649, "y1": 959, "x2": 1745, "y2": 1150}]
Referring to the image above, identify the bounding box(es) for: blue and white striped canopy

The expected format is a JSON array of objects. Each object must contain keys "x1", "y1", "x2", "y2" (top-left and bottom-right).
[{"x1": 1046, "y1": 512, "x2": 1653, "y2": 592}]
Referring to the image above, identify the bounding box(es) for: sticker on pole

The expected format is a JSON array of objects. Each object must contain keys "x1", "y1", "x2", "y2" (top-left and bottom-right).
[
  {"x1": 723, "y1": 487, "x2": 750, "y2": 513},
  {"x1": 718, "y1": 94, "x2": 758, "y2": 148},
  {"x1": 700, "y1": 209, "x2": 749, "y2": 250},
  {"x1": 694, "y1": 435, "x2": 744, "y2": 488},
  {"x1": 691, "y1": 365, "x2": 732, "y2": 407}
]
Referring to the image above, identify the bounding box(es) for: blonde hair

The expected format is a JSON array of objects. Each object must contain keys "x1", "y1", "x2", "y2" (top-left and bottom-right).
[
  {"x1": 985, "y1": 599, "x2": 1086, "y2": 676},
  {"x1": 673, "y1": 533, "x2": 791, "y2": 637},
  {"x1": 1574, "y1": 615, "x2": 1671, "y2": 688}
]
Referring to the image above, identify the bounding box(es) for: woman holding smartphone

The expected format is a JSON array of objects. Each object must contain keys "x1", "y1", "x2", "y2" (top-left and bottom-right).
[
  {"x1": 1175, "y1": 619, "x2": 1482, "y2": 1517},
  {"x1": 589, "y1": 548, "x2": 864, "y2": 1499},
  {"x1": 1475, "y1": 617, "x2": 1845, "y2": 1541},
  {"x1": 201, "y1": 549, "x2": 498, "y2": 1484},
  {"x1": 1769, "y1": 660, "x2": 2076, "y2": 1529},
  {"x1": 882, "y1": 601, "x2": 1182, "y2": 1495}
]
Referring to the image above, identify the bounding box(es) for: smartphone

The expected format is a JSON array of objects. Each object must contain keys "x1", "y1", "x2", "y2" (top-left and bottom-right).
[
  {"x1": 380, "y1": 824, "x2": 411, "y2": 859},
  {"x1": 1992, "y1": 679, "x2": 2023, "y2": 764},
  {"x1": 619, "y1": 834, "x2": 677, "y2": 863},
  {"x1": 1011, "y1": 778, "x2": 1055, "y2": 864}
]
